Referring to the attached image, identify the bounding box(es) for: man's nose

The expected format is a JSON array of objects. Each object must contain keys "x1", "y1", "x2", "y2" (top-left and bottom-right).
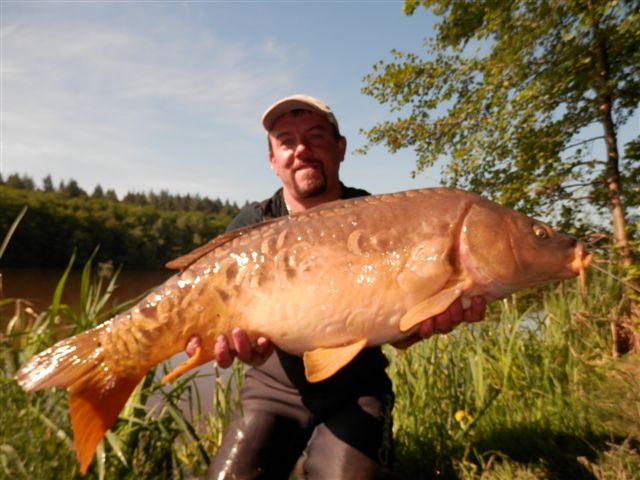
[{"x1": 294, "y1": 140, "x2": 312, "y2": 157}]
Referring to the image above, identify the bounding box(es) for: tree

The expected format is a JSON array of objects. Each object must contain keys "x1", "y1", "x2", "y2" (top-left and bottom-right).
[
  {"x1": 5, "y1": 173, "x2": 35, "y2": 190},
  {"x1": 105, "y1": 189, "x2": 119, "y2": 201},
  {"x1": 60, "y1": 179, "x2": 87, "y2": 198},
  {"x1": 42, "y1": 174, "x2": 55, "y2": 192},
  {"x1": 92, "y1": 185, "x2": 105, "y2": 199},
  {"x1": 123, "y1": 191, "x2": 148, "y2": 206},
  {"x1": 361, "y1": 0, "x2": 639, "y2": 267}
]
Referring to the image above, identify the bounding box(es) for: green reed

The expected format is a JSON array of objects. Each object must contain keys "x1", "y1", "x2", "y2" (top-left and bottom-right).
[
  {"x1": 388, "y1": 271, "x2": 640, "y2": 479},
  {"x1": 0, "y1": 255, "x2": 241, "y2": 480}
]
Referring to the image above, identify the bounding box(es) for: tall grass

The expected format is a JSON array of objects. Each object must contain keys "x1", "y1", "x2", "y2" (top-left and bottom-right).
[
  {"x1": 389, "y1": 272, "x2": 640, "y2": 479},
  {"x1": 1, "y1": 261, "x2": 638, "y2": 479},
  {"x1": 0, "y1": 255, "x2": 242, "y2": 480}
]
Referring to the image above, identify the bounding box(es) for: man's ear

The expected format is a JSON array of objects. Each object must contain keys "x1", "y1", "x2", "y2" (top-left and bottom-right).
[{"x1": 338, "y1": 136, "x2": 347, "y2": 162}]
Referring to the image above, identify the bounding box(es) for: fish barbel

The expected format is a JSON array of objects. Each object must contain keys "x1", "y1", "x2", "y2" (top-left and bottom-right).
[{"x1": 15, "y1": 187, "x2": 591, "y2": 473}]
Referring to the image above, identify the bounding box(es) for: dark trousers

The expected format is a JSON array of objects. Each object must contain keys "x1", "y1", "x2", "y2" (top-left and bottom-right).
[{"x1": 206, "y1": 370, "x2": 396, "y2": 479}]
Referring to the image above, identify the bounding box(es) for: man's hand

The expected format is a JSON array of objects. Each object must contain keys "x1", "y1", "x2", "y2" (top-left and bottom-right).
[
  {"x1": 392, "y1": 297, "x2": 487, "y2": 349},
  {"x1": 185, "y1": 329, "x2": 274, "y2": 368}
]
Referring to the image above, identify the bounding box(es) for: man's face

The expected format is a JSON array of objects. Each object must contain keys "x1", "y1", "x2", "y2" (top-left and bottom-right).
[{"x1": 268, "y1": 110, "x2": 346, "y2": 202}]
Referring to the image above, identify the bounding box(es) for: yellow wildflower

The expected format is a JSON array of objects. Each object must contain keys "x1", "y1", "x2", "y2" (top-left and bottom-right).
[{"x1": 454, "y1": 409, "x2": 473, "y2": 424}]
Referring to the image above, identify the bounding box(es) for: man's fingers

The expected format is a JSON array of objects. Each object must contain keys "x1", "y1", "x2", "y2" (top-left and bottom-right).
[
  {"x1": 231, "y1": 329, "x2": 275, "y2": 366},
  {"x1": 432, "y1": 299, "x2": 462, "y2": 333},
  {"x1": 468, "y1": 297, "x2": 487, "y2": 322},
  {"x1": 211, "y1": 330, "x2": 275, "y2": 368},
  {"x1": 185, "y1": 335, "x2": 202, "y2": 358},
  {"x1": 251, "y1": 337, "x2": 275, "y2": 366},
  {"x1": 232, "y1": 328, "x2": 254, "y2": 362},
  {"x1": 433, "y1": 314, "x2": 454, "y2": 334},
  {"x1": 255, "y1": 336, "x2": 274, "y2": 357},
  {"x1": 256, "y1": 336, "x2": 270, "y2": 351},
  {"x1": 214, "y1": 334, "x2": 234, "y2": 368},
  {"x1": 417, "y1": 318, "x2": 436, "y2": 338},
  {"x1": 449, "y1": 298, "x2": 464, "y2": 323},
  {"x1": 395, "y1": 296, "x2": 488, "y2": 350}
]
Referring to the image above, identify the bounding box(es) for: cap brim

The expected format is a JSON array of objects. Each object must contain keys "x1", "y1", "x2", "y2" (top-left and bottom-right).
[{"x1": 261, "y1": 95, "x2": 339, "y2": 133}]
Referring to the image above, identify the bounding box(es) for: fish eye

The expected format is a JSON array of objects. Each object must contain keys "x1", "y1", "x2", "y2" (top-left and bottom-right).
[{"x1": 532, "y1": 224, "x2": 549, "y2": 239}]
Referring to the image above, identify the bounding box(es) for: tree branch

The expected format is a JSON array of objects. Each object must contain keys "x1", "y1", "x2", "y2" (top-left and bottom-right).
[{"x1": 564, "y1": 136, "x2": 605, "y2": 150}]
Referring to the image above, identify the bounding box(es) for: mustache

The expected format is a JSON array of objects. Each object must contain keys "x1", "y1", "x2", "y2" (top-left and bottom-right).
[{"x1": 292, "y1": 159, "x2": 324, "y2": 171}]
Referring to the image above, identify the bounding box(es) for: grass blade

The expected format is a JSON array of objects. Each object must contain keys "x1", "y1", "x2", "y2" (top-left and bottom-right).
[
  {"x1": 50, "y1": 251, "x2": 75, "y2": 320},
  {"x1": 0, "y1": 205, "x2": 27, "y2": 260}
]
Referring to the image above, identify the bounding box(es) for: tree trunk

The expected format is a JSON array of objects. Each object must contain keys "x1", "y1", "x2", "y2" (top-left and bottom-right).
[
  {"x1": 591, "y1": 12, "x2": 638, "y2": 348},
  {"x1": 592, "y1": 18, "x2": 635, "y2": 267},
  {"x1": 601, "y1": 104, "x2": 634, "y2": 267}
]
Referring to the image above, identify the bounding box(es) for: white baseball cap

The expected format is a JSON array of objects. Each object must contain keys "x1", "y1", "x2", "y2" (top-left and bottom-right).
[{"x1": 261, "y1": 94, "x2": 340, "y2": 134}]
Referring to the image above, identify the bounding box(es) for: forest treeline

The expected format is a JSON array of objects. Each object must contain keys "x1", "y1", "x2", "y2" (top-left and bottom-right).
[{"x1": 0, "y1": 173, "x2": 242, "y2": 269}]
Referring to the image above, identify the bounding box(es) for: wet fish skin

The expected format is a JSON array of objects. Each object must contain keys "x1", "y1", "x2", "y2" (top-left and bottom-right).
[{"x1": 14, "y1": 187, "x2": 591, "y2": 474}]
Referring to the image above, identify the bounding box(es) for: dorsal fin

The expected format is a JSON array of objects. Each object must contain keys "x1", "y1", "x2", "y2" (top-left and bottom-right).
[{"x1": 165, "y1": 218, "x2": 280, "y2": 271}]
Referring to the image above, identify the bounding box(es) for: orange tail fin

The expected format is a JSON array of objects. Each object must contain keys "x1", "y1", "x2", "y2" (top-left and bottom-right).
[
  {"x1": 16, "y1": 322, "x2": 147, "y2": 475},
  {"x1": 70, "y1": 375, "x2": 142, "y2": 474}
]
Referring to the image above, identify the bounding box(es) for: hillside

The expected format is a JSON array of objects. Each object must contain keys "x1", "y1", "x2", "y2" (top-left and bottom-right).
[{"x1": 0, "y1": 176, "x2": 240, "y2": 269}]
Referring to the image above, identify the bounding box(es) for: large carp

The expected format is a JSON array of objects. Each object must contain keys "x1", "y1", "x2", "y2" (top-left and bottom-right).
[{"x1": 16, "y1": 188, "x2": 590, "y2": 473}]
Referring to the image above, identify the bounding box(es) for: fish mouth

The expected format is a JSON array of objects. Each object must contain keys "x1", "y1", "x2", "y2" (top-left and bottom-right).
[{"x1": 569, "y1": 242, "x2": 592, "y2": 293}]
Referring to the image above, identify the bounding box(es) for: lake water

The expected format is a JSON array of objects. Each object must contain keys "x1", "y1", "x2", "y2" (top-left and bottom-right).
[
  {"x1": 1, "y1": 267, "x2": 226, "y2": 417},
  {"x1": 0, "y1": 267, "x2": 173, "y2": 311}
]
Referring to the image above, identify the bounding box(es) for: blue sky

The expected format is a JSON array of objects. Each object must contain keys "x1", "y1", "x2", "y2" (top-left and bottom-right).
[{"x1": 1, "y1": 1, "x2": 638, "y2": 206}]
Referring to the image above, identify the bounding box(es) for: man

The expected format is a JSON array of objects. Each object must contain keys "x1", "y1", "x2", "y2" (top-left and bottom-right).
[{"x1": 187, "y1": 94, "x2": 486, "y2": 479}]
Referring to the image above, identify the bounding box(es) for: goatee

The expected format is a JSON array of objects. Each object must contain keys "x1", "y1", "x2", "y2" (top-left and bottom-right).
[
  {"x1": 294, "y1": 177, "x2": 328, "y2": 199},
  {"x1": 293, "y1": 164, "x2": 328, "y2": 199}
]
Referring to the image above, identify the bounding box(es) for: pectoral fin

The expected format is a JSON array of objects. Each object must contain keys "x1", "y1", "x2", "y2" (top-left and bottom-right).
[
  {"x1": 399, "y1": 286, "x2": 462, "y2": 332},
  {"x1": 303, "y1": 339, "x2": 367, "y2": 383},
  {"x1": 161, "y1": 347, "x2": 212, "y2": 384}
]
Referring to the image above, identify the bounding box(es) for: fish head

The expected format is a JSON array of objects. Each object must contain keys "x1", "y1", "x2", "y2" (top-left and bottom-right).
[{"x1": 460, "y1": 202, "x2": 591, "y2": 297}]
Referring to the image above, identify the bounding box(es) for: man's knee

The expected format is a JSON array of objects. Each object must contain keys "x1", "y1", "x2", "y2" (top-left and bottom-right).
[
  {"x1": 303, "y1": 395, "x2": 395, "y2": 479},
  {"x1": 207, "y1": 409, "x2": 311, "y2": 479}
]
